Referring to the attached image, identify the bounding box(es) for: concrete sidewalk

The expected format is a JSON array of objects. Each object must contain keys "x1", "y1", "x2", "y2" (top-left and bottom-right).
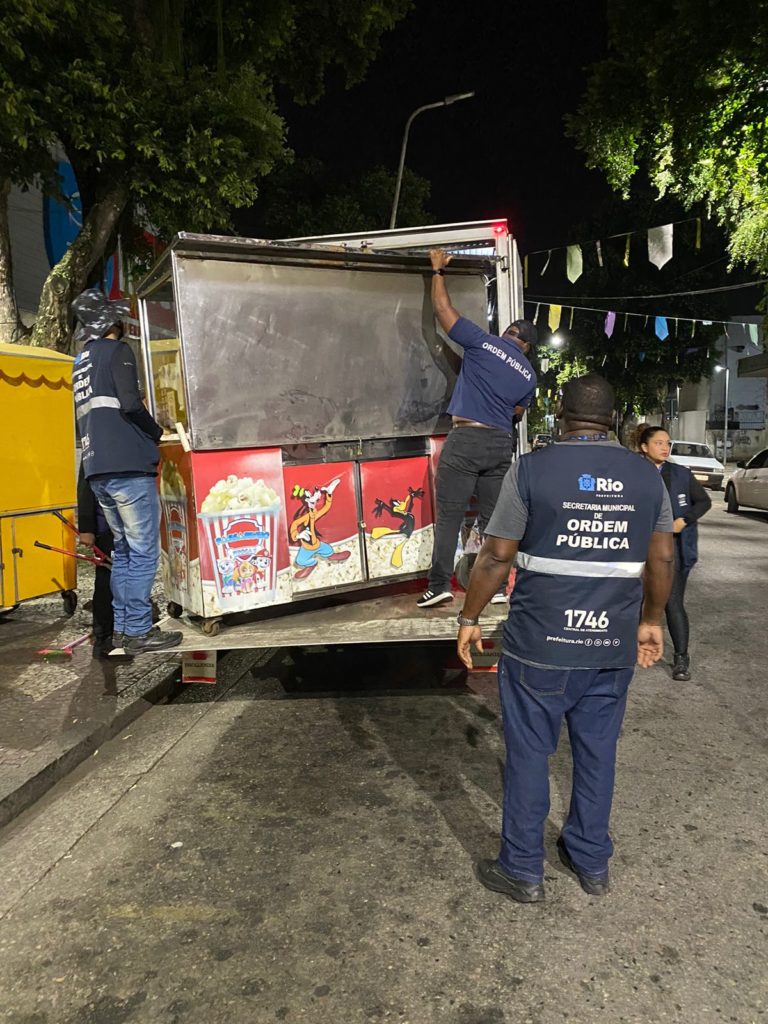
[{"x1": 0, "y1": 570, "x2": 183, "y2": 828}]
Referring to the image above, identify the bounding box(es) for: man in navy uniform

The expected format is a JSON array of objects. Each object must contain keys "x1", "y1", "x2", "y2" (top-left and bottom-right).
[
  {"x1": 72, "y1": 288, "x2": 182, "y2": 656},
  {"x1": 456, "y1": 374, "x2": 674, "y2": 901},
  {"x1": 417, "y1": 248, "x2": 537, "y2": 609}
]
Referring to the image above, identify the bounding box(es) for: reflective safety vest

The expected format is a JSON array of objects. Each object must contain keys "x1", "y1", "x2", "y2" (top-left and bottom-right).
[
  {"x1": 504, "y1": 441, "x2": 668, "y2": 669},
  {"x1": 73, "y1": 338, "x2": 159, "y2": 478}
]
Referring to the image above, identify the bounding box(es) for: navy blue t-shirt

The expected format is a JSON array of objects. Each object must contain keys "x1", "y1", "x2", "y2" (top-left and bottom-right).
[{"x1": 447, "y1": 317, "x2": 536, "y2": 430}]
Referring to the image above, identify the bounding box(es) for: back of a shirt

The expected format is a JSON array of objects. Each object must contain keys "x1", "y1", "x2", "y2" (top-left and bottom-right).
[
  {"x1": 487, "y1": 440, "x2": 673, "y2": 669},
  {"x1": 447, "y1": 317, "x2": 536, "y2": 431}
]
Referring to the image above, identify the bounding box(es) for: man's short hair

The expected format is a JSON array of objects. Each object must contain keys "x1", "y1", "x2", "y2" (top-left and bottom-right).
[{"x1": 561, "y1": 373, "x2": 615, "y2": 426}]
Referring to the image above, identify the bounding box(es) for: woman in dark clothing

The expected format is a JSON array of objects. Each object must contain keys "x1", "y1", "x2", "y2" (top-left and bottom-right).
[{"x1": 638, "y1": 426, "x2": 711, "y2": 681}]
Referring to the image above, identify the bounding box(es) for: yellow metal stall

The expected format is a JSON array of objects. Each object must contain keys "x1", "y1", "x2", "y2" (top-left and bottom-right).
[{"x1": 0, "y1": 344, "x2": 77, "y2": 614}]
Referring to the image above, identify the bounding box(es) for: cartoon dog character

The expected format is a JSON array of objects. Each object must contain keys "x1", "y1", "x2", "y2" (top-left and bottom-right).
[
  {"x1": 217, "y1": 555, "x2": 237, "y2": 595},
  {"x1": 289, "y1": 478, "x2": 351, "y2": 580}
]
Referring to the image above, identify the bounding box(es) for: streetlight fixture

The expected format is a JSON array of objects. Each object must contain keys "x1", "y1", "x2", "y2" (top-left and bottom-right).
[{"x1": 389, "y1": 91, "x2": 475, "y2": 229}]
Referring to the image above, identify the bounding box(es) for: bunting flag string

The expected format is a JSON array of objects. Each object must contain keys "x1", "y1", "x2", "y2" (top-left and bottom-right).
[
  {"x1": 523, "y1": 215, "x2": 703, "y2": 273},
  {"x1": 523, "y1": 299, "x2": 764, "y2": 335}
]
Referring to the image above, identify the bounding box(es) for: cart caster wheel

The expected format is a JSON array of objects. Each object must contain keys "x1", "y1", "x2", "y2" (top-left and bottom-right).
[
  {"x1": 167, "y1": 601, "x2": 183, "y2": 619},
  {"x1": 201, "y1": 618, "x2": 221, "y2": 637},
  {"x1": 62, "y1": 590, "x2": 77, "y2": 616}
]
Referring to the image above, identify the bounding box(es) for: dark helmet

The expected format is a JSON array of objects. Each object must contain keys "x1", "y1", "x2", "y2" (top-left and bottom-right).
[{"x1": 71, "y1": 287, "x2": 130, "y2": 345}]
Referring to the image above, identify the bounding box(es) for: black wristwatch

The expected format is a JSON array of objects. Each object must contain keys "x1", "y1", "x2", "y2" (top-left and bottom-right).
[
  {"x1": 432, "y1": 269, "x2": 445, "y2": 276},
  {"x1": 457, "y1": 612, "x2": 479, "y2": 627}
]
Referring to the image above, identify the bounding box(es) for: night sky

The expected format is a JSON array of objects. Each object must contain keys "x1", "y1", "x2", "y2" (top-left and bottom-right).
[{"x1": 276, "y1": 0, "x2": 611, "y2": 253}]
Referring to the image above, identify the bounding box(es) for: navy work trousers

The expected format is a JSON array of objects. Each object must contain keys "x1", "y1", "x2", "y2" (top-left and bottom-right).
[{"x1": 497, "y1": 654, "x2": 634, "y2": 883}]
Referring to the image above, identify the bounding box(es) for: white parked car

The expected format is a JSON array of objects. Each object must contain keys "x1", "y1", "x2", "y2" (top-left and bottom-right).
[
  {"x1": 725, "y1": 448, "x2": 768, "y2": 514},
  {"x1": 667, "y1": 441, "x2": 725, "y2": 490}
]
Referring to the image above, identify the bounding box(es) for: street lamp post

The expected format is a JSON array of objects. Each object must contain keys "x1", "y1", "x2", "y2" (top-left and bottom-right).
[
  {"x1": 389, "y1": 91, "x2": 475, "y2": 229},
  {"x1": 722, "y1": 361, "x2": 730, "y2": 464}
]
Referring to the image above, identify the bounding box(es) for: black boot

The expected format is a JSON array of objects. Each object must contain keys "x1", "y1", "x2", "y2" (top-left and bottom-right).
[
  {"x1": 672, "y1": 652, "x2": 691, "y2": 681},
  {"x1": 92, "y1": 633, "x2": 114, "y2": 660}
]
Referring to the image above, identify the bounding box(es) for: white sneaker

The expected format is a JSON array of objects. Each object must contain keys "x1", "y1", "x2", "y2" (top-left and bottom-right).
[
  {"x1": 416, "y1": 589, "x2": 454, "y2": 608},
  {"x1": 490, "y1": 590, "x2": 508, "y2": 605}
]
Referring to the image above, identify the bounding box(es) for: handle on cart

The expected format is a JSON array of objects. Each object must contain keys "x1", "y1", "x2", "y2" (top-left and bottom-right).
[
  {"x1": 51, "y1": 509, "x2": 111, "y2": 563},
  {"x1": 34, "y1": 540, "x2": 111, "y2": 568}
]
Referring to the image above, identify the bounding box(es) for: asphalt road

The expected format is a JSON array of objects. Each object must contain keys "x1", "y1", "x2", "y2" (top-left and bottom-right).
[{"x1": 0, "y1": 499, "x2": 766, "y2": 1024}]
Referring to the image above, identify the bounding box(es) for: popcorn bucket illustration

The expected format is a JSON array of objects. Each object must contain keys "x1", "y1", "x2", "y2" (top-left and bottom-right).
[
  {"x1": 201, "y1": 503, "x2": 280, "y2": 611},
  {"x1": 162, "y1": 497, "x2": 189, "y2": 594}
]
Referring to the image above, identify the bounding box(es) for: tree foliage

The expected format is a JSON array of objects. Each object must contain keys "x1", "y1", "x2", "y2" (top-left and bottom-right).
[
  {"x1": 0, "y1": 0, "x2": 411, "y2": 349},
  {"x1": 246, "y1": 157, "x2": 431, "y2": 238},
  {"x1": 567, "y1": 0, "x2": 768, "y2": 274}
]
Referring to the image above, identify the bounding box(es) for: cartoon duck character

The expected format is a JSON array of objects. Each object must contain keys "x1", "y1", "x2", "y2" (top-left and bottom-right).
[
  {"x1": 289, "y1": 478, "x2": 351, "y2": 580},
  {"x1": 371, "y1": 487, "x2": 424, "y2": 568}
]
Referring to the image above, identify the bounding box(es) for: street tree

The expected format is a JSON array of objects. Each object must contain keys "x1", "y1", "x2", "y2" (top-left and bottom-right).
[
  {"x1": 244, "y1": 157, "x2": 431, "y2": 239},
  {"x1": 567, "y1": 0, "x2": 768, "y2": 277},
  {"x1": 0, "y1": 0, "x2": 411, "y2": 350}
]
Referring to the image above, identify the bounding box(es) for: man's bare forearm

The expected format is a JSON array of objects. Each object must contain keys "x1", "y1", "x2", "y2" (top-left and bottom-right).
[{"x1": 431, "y1": 274, "x2": 460, "y2": 333}]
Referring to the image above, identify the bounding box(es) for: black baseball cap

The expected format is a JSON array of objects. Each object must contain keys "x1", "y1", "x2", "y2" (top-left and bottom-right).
[{"x1": 503, "y1": 319, "x2": 538, "y2": 346}]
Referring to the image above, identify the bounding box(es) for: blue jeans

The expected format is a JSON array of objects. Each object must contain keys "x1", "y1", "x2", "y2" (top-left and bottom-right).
[
  {"x1": 89, "y1": 475, "x2": 161, "y2": 637},
  {"x1": 497, "y1": 654, "x2": 633, "y2": 883}
]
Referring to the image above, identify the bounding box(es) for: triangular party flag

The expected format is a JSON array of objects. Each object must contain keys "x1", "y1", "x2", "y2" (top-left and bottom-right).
[
  {"x1": 691, "y1": 321, "x2": 696, "y2": 337},
  {"x1": 548, "y1": 304, "x2": 562, "y2": 332},
  {"x1": 674, "y1": 318, "x2": 679, "y2": 336},
  {"x1": 639, "y1": 351, "x2": 646, "y2": 361},
  {"x1": 601, "y1": 354, "x2": 608, "y2": 366},
  {"x1": 569, "y1": 307, "x2": 575, "y2": 329},
  {"x1": 604, "y1": 311, "x2": 616, "y2": 338},
  {"x1": 648, "y1": 223, "x2": 674, "y2": 268},
  {"x1": 623, "y1": 313, "x2": 629, "y2": 331},
  {"x1": 596, "y1": 240, "x2": 603, "y2": 267},
  {"x1": 540, "y1": 250, "x2": 552, "y2": 275},
  {"x1": 749, "y1": 323, "x2": 759, "y2": 345},
  {"x1": 695, "y1": 218, "x2": 702, "y2": 250},
  {"x1": 644, "y1": 315, "x2": 649, "y2": 328},
  {"x1": 533, "y1": 302, "x2": 541, "y2": 324},
  {"x1": 702, "y1": 319, "x2": 712, "y2": 325},
  {"x1": 623, "y1": 235, "x2": 631, "y2": 267},
  {"x1": 524, "y1": 255, "x2": 529, "y2": 288},
  {"x1": 566, "y1": 244, "x2": 583, "y2": 283},
  {"x1": 655, "y1": 316, "x2": 669, "y2": 341},
  {"x1": 624, "y1": 353, "x2": 628, "y2": 368}
]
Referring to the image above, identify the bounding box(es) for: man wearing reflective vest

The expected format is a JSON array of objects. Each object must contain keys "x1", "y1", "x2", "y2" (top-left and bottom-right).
[
  {"x1": 456, "y1": 374, "x2": 674, "y2": 902},
  {"x1": 72, "y1": 288, "x2": 182, "y2": 656}
]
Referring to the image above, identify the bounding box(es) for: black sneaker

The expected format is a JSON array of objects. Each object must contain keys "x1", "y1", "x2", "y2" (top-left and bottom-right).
[
  {"x1": 123, "y1": 626, "x2": 183, "y2": 655},
  {"x1": 112, "y1": 631, "x2": 124, "y2": 649},
  {"x1": 672, "y1": 653, "x2": 691, "y2": 681},
  {"x1": 475, "y1": 859, "x2": 545, "y2": 903},
  {"x1": 416, "y1": 589, "x2": 453, "y2": 608},
  {"x1": 556, "y1": 837, "x2": 610, "y2": 896}
]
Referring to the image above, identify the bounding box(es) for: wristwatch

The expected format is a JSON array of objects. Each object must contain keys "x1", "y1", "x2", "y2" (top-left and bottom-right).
[
  {"x1": 432, "y1": 269, "x2": 445, "y2": 276},
  {"x1": 457, "y1": 612, "x2": 479, "y2": 627}
]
